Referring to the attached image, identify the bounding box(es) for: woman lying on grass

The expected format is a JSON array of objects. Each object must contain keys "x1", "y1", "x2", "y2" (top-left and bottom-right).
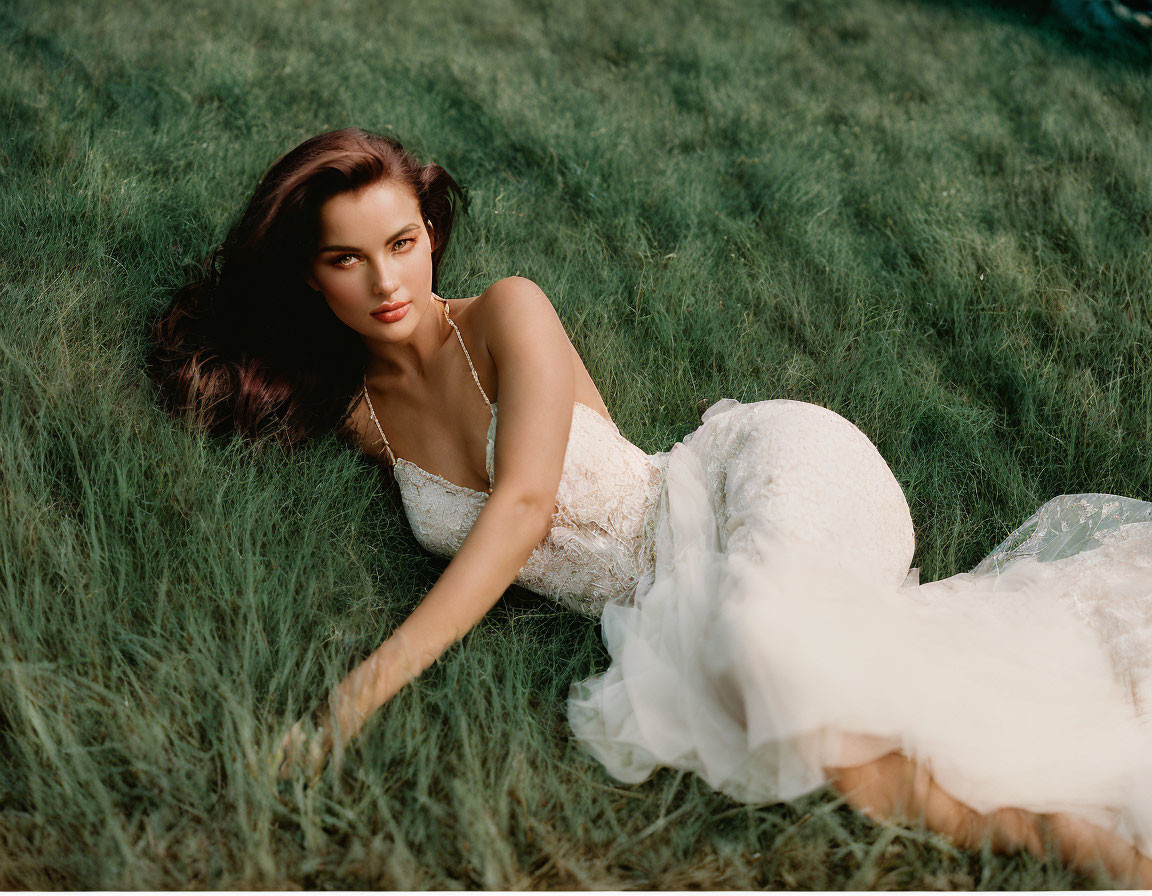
[{"x1": 149, "y1": 127, "x2": 1152, "y2": 887}]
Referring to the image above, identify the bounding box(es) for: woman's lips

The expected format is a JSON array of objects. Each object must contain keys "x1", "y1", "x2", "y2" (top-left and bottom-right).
[{"x1": 371, "y1": 302, "x2": 410, "y2": 324}]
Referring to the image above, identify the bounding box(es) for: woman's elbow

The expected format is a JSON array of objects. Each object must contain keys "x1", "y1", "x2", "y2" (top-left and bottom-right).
[
  {"x1": 518, "y1": 494, "x2": 558, "y2": 541},
  {"x1": 491, "y1": 487, "x2": 557, "y2": 540}
]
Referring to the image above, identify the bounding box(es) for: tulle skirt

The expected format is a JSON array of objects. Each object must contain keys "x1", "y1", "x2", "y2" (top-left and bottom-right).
[{"x1": 568, "y1": 399, "x2": 1152, "y2": 854}]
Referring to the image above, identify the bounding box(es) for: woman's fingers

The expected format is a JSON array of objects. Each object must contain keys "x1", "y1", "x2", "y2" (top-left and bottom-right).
[
  {"x1": 277, "y1": 713, "x2": 333, "y2": 781},
  {"x1": 276, "y1": 720, "x2": 308, "y2": 780}
]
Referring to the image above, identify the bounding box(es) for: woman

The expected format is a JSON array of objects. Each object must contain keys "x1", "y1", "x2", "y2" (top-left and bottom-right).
[{"x1": 150, "y1": 128, "x2": 1152, "y2": 886}]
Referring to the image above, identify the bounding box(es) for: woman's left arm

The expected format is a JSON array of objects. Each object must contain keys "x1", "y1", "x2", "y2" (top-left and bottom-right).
[{"x1": 281, "y1": 278, "x2": 575, "y2": 773}]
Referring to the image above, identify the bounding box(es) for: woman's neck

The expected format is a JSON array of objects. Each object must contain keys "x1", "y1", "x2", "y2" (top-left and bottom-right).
[{"x1": 362, "y1": 295, "x2": 451, "y2": 384}]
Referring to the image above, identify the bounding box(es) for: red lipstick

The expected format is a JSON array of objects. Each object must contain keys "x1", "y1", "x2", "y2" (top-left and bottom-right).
[{"x1": 370, "y1": 301, "x2": 410, "y2": 324}]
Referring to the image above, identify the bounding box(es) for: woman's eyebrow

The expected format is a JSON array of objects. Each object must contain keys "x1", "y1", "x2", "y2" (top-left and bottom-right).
[{"x1": 317, "y1": 223, "x2": 420, "y2": 254}]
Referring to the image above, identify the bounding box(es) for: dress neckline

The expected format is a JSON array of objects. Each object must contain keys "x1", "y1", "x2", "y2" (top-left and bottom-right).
[{"x1": 394, "y1": 401, "x2": 617, "y2": 498}]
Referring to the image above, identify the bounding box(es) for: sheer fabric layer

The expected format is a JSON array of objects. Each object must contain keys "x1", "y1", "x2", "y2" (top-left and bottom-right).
[{"x1": 568, "y1": 399, "x2": 1152, "y2": 854}]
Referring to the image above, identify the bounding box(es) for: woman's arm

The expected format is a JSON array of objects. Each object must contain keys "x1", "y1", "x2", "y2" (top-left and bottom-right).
[{"x1": 281, "y1": 278, "x2": 574, "y2": 773}]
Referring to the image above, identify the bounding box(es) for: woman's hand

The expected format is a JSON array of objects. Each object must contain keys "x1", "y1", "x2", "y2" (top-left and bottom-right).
[
  {"x1": 277, "y1": 684, "x2": 371, "y2": 780},
  {"x1": 277, "y1": 659, "x2": 386, "y2": 779},
  {"x1": 277, "y1": 704, "x2": 334, "y2": 781}
]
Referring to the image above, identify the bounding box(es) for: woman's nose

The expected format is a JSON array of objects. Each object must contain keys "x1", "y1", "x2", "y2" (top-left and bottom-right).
[{"x1": 371, "y1": 261, "x2": 397, "y2": 295}]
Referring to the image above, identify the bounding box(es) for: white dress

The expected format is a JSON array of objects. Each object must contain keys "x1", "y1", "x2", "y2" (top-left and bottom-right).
[{"x1": 373, "y1": 303, "x2": 1152, "y2": 858}]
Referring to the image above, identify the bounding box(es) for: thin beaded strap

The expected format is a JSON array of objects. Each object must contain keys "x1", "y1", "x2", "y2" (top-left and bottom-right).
[
  {"x1": 361, "y1": 378, "x2": 397, "y2": 466},
  {"x1": 440, "y1": 299, "x2": 494, "y2": 415}
]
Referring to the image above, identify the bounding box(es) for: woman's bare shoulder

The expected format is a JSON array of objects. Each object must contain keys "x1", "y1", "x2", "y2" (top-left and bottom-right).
[
  {"x1": 454, "y1": 276, "x2": 549, "y2": 317},
  {"x1": 463, "y1": 277, "x2": 558, "y2": 340},
  {"x1": 479, "y1": 275, "x2": 549, "y2": 300},
  {"x1": 446, "y1": 278, "x2": 554, "y2": 354},
  {"x1": 449, "y1": 279, "x2": 611, "y2": 421}
]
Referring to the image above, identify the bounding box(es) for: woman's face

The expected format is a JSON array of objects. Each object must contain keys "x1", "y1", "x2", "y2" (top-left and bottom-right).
[{"x1": 307, "y1": 179, "x2": 435, "y2": 345}]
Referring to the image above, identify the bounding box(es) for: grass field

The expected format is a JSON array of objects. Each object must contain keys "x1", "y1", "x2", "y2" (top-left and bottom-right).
[{"x1": 2, "y1": 0, "x2": 1150, "y2": 887}]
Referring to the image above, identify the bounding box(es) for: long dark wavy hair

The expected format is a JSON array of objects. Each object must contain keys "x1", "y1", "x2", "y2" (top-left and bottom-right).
[{"x1": 148, "y1": 128, "x2": 465, "y2": 446}]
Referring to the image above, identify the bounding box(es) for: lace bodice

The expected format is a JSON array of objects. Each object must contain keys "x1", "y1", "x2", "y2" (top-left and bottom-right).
[
  {"x1": 365, "y1": 299, "x2": 667, "y2": 615},
  {"x1": 395, "y1": 403, "x2": 666, "y2": 615}
]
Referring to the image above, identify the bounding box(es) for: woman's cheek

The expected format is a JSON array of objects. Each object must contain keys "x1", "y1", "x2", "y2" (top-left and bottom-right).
[
  {"x1": 319, "y1": 281, "x2": 358, "y2": 326},
  {"x1": 411, "y1": 249, "x2": 434, "y2": 287}
]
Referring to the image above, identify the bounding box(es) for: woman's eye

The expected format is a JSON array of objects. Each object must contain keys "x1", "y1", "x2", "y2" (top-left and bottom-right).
[
  {"x1": 393, "y1": 238, "x2": 414, "y2": 251},
  {"x1": 334, "y1": 255, "x2": 357, "y2": 268}
]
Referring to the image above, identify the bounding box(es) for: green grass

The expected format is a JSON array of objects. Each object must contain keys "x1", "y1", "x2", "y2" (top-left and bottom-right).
[{"x1": 1, "y1": 0, "x2": 1150, "y2": 887}]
